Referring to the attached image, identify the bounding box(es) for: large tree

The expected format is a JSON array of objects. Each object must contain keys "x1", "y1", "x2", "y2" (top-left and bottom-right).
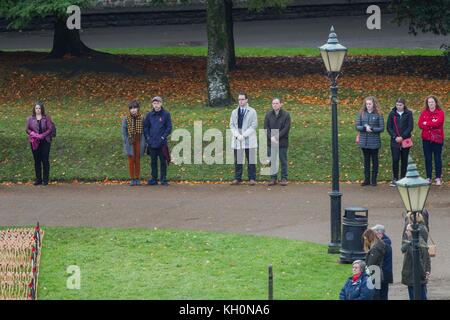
[
  {"x1": 390, "y1": 0, "x2": 450, "y2": 65},
  {"x1": 0, "y1": 0, "x2": 98, "y2": 58},
  {"x1": 207, "y1": 0, "x2": 232, "y2": 107},
  {"x1": 390, "y1": 0, "x2": 449, "y2": 36},
  {"x1": 208, "y1": 0, "x2": 291, "y2": 106}
]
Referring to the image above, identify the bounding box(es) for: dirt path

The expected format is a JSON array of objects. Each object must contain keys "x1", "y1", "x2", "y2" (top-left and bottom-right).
[{"x1": 1, "y1": 182, "x2": 449, "y2": 299}]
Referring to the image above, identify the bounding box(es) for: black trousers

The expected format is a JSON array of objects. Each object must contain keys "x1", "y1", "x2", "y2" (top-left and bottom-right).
[
  {"x1": 380, "y1": 282, "x2": 389, "y2": 300},
  {"x1": 149, "y1": 147, "x2": 167, "y2": 180},
  {"x1": 361, "y1": 148, "x2": 379, "y2": 183},
  {"x1": 391, "y1": 146, "x2": 410, "y2": 180},
  {"x1": 31, "y1": 140, "x2": 51, "y2": 183},
  {"x1": 234, "y1": 148, "x2": 256, "y2": 181}
]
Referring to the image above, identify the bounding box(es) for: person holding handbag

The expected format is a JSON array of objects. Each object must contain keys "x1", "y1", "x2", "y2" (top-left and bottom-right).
[
  {"x1": 355, "y1": 96, "x2": 384, "y2": 186},
  {"x1": 386, "y1": 98, "x2": 414, "y2": 187},
  {"x1": 418, "y1": 96, "x2": 445, "y2": 186}
]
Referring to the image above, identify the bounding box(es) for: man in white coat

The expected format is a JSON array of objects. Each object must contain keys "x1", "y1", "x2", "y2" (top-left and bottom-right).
[{"x1": 229, "y1": 93, "x2": 258, "y2": 185}]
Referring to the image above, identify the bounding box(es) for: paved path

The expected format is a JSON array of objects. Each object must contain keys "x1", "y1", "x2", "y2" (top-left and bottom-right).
[
  {"x1": 1, "y1": 15, "x2": 448, "y2": 50},
  {"x1": 1, "y1": 182, "x2": 449, "y2": 299}
]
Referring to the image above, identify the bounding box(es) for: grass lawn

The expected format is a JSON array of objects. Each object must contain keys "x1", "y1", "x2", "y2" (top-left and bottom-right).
[
  {"x1": 99, "y1": 47, "x2": 445, "y2": 57},
  {"x1": 37, "y1": 227, "x2": 349, "y2": 300},
  {"x1": 6, "y1": 47, "x2": 445, "y2": 57}
]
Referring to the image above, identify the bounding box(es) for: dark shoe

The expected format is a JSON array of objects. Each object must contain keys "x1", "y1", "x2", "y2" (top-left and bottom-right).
[
  {"x1": 360, "y1": 181, "x2": 370, "y2": 186},
  {"x1": 147, "y1": 178, "x2": 158, "y2": 186},
  {"x1": 248, "y1": 179, "x2": 256, "y2": 186},
  {"x1": 268, "y1": 179, "x2": 277, "y2": 186},
  {"x1": 33, "y1": 180, "x2": 42, "y2": 186},
  {"x1": 135, "y1": 179, "x2": 141, "y2": 186},
  {"x1": 160, "y1": 179, "x2": 169, "y2": 186},
  {"x1": 371, "y1": 181, "x2": 377, "y2": 186},
  {"x1": 230, "y1": 179, "x2": 241, "y2": 185},
  {"x1": 280, "y1": 179, "x2": 288, "y2": 186},
  {"x1": 389, "y1": 180, "x2": 397, "y2": 187},
  {"x1": 130, "y1": 180, "x2": 135, "y2": 186},
  {"x1": 42, "y1": 181, "x2": 48, "y2": 186}
]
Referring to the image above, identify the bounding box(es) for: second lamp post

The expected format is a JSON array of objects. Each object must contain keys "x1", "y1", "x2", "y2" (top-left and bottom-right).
[{"x1": 319, "y1": 26, "x2": 347, "y2": 254}]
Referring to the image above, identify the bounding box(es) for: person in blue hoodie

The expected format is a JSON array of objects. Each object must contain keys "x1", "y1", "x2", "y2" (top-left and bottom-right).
[
  {"x1": 144, "y1": 96, "x2": 172, "y2": 186},
  {"x1": 339, "y1": 260, "x2": 374, "y2": 300},
  {"x1": 372, "y1": 224, "x2": 393, "y2": 300}
]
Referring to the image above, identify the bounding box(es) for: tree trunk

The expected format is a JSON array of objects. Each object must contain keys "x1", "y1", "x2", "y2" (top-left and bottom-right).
[
  {"x1": 225, "y1": 0, "x2": 236, "y2": 70},
  {"x1": 206, "y1": 0, "x2": 232, "y2": 107},
  {"x1": 47, "y1": 16, "x2": 97, "y2": 59}
]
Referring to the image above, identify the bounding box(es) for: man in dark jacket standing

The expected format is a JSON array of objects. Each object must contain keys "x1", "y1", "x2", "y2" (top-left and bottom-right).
[
  {"x1": 144, "y1": 96, "x2": 172, "y2": 186},
  {"x1": 386, "y1": 98, "x2": 414, "y2": 187},
  {"x1": 264, "y1": 98, "x2": 291, "y2": 186},
  {"x1": 372, "y1": 224, "x2": 393, "y2": 300}
]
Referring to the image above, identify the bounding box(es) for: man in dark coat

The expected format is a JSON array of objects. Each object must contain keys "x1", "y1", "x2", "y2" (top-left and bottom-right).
[
  {"x1": 144, "y1": 96, "x2": 172, "y2": 186},
  {"x1": 372, "y1": 225, "x2": 393, "y2": 300},
  {"x1": 401, "y1": 223, "x2": 431, "y2": 300},
  {"x1": 264, "y1": 98, "x2": 291, "y2": 186}
]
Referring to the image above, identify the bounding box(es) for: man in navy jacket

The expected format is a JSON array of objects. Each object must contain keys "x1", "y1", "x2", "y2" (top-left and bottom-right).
[{"x1": 144, "y1": 96, "x2": 172, "y2": 185}]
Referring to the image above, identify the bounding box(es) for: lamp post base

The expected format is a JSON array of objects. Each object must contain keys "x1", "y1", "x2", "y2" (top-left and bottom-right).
[{"x1": 328, "y1": 242, "x2": 341, "y2": 254}]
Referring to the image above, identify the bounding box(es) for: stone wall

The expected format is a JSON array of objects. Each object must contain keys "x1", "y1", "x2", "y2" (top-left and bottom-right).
[{"x1": 0, "y1": 1, "x2": 391, "y2": 31}]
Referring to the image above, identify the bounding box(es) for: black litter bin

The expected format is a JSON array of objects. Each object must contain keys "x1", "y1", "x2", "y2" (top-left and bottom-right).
[{"x1": 339, "y1": 207, "x2": 368, "y2": 264}]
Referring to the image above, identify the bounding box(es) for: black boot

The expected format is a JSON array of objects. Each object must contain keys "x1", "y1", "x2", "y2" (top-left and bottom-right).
[{"x1": 371, "y1": 173, "x2": 378, "y2": 186}]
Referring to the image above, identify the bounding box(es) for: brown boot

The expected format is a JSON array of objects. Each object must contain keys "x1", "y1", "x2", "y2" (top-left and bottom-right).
[
  {"x1": 268, "y1": 179, "x2": 277, "y2": 186},
  {"x1": 280, "y1": 179, "x2": 288, "y2": 186},
  {"x1": 248, "y1": 179, "x2": 256, "y2": 186},
  {"x1": 230, "y1": 179, "x2": 241, "y2": 185}
]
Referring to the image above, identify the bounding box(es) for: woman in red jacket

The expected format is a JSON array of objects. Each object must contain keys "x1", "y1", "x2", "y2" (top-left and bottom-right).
[{"x1": 418, "y1": 96, "x2": 445, "y2": 185}]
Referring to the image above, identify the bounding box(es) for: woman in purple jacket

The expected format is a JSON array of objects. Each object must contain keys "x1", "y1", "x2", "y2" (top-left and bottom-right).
[{"x1": 25, "y1": 101, "x2": 54, "y2": 185}]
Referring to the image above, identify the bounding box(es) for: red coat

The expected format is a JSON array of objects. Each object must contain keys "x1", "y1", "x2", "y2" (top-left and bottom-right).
[{"x1": 418, "y1": 108, "x2": 445, "y2": 144}]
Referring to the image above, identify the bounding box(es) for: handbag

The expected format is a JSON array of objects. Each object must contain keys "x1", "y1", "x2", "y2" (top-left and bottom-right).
[
  {"x1": 393, "y1": 115, "x2": 413, "y2": 148},
  {"x1": 428, "y1": 233, "x2": 436, "y2": 257}
]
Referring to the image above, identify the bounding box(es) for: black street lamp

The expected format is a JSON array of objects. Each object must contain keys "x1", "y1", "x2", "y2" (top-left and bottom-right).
[
  {"x1": 396, "y1": 156, "x2": 431, "y2": 300},
  {"x1": 319, "y1": 26, "x2": 347, "y2": 254}
]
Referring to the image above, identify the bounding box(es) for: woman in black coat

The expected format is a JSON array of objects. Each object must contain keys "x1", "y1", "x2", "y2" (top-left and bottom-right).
[
  {"x1": 386, "y1": 98, "x2": 414, "y2": 187},
  {"x1": 363, "y1": 229, "x2": 386, "y2": 300}
]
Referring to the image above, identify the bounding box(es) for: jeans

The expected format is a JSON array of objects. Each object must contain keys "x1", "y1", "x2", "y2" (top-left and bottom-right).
[
  {"x1": 361, "y1": 148, "x2": 379, "y2": 183},
  {"x1": 422, "y1": 140, "x2": 443, "y2": 179},
  {"x1": 149, "y1": 147, "x2": 167, "y2": 181},
  {"x1": 234, "y1": 148, "x2": 256, "y2": 181},
  {"x1": 31, "y1": 140, "x2": 51, "y2": 183},
  {"x1": 407, "y1": 284, "x2": 427, "y2": 300},
  {"x1": 268, "y1": 147, "x2": 288, "y2": 180},
  {"x1": 391, "y1": 146, "x2": 410, "y2": 180}
]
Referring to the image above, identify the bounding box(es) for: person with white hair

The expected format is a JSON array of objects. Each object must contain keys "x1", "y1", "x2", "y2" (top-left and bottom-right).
[
  {"x1": 371, "y1": 224, "x2": 393, "y2": 300},
  {"x1": 339, "y1": 260, "x2": 374, "y2": 300}
]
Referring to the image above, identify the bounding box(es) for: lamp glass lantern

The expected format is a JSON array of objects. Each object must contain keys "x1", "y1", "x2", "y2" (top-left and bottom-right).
[
  {"x1": 319, "y1": 26, "x2": 348, "y2": 73},
  {"x1": 396, "y1": 158, "x2": 431, "y2": 213}
]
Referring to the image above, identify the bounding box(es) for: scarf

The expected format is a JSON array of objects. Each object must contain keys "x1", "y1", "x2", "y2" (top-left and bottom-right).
[
  {"x1": 126, "y1": 112, "x2": 143, "y2": 144},
  {"x1": 352, "y1": 273, "x2": 361, "y2": 283}
]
